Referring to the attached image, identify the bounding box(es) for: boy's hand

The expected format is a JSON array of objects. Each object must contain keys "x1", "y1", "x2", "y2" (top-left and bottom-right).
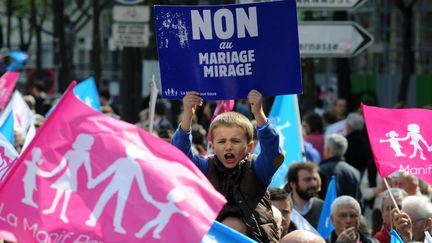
[
  {"x1": 247, "y1": 89, "x2": 266, "y2": 126},
  {"x1": 180, "y1": 91, "x2": 202, "y2": 132}
]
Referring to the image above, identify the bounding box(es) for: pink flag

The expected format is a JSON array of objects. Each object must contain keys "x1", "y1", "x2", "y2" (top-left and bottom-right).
[
  {"x1": 208, "y1": 100, "x2": 235, "y2": 141},
  {"x1": 362, "y1": 104, "x2": 432, "y2": 185},
  {"x1": 0, "y1": 83, "x2": 226, "y2": 242},
  {"x1": 0, "y1": 72, "x2": 19, "y2": 109},
  {"x1": 211, "y1": 100, "x2": 235, "y2": 121}
]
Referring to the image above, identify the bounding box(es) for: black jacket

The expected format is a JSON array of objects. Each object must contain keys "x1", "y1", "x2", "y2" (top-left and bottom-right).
[
  {"x1": 319, "y1": 156, "x2": 362, "y2": 201},
  {"x1": 207, "y1": 155, "x2": 279, "y2": 243}
]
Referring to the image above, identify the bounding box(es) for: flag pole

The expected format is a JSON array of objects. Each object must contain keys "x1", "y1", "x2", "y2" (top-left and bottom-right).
[
  {"x1": 149, "y1": 75, "x2": 158, "y2": 134},
  {"x1": 383, "y1": 177, "x2": 401, "y2": 213}
]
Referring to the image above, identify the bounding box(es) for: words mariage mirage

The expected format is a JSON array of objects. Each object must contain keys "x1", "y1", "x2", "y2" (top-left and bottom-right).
[{"x1": 191, "y1": 6, "x2": 258, "y2": 78}]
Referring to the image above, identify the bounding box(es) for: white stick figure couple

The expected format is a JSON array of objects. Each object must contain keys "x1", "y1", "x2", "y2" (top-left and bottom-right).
[
  {"x1": 86, "y1": 144, "x2": 188, "y2": 239},
  {"x1": 22, "y1": 133, "x2": 94, "y2": 223},
  {"x1": 85, "y1": 143, "x2": 188, "y2": 238},
  {"x1": 22, "y1": 134, "x2": 188, "y2": 238},
  {"x1": 380, "y1": 123, "x2": 432, "y2": 160}
]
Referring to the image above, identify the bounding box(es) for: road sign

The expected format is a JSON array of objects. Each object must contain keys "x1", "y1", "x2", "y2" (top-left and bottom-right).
[
  {"x1": 112, "y1": 23, "x2": 150, "y2": 47},
  {"x1": 113, "y1": 5, "x2": 150, "y2": 22},
  {"x1": 298, "y1": 21, "x2": 374, "y2": 58},
  {"x1": 296, "y1": 0, "x2": 368, "y2": 10}
]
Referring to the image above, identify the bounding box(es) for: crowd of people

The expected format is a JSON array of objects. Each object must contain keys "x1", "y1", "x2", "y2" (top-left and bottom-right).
[
  {"x1": 10, "y1": 82, "x2": 432, "y2": 242},
  {"x1": 157, "y1": 91, "x2": 431, "y2": 242}
]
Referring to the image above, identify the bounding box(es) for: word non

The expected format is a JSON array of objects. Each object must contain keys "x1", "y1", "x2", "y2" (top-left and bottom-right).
[{"x1": 191, "y1": 7, "x2": 258, "y2": 40}]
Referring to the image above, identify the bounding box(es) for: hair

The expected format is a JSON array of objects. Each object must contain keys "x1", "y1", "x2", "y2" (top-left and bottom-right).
[
  {"x1": 391, "y1": 170, "x2": 420, "y2": 186},
  {"x1": 209, "y1": 111, "x2": 254, "y2": 143},
  {"x1": 155, "y1": 100, "x2": 167, "y2": 116},
  {"x1": 381, "y1": 188, "x2": 408, "y2": 210},
  {"x1": 269, "y1": 188, "x2": 289, "y2": 201},
  {"x1": 331, "y1": 195, "x2": 361, "y2": 216},
  {"x1": 303, "y1": 111, "x2": 323, "y2": 133},
  {"x1": 402, "y1": 196, "x2": 432, "y2": 220},
  {"x1": 322, "y1": 109, "x2": 338, "y2": 125},
  {"x1": 285, "y1": 162, "x2": 319, "y2": 192},
  {"x1": 99, "y1": 89, "x2": 111, "y2": 100},
  {"x1": 346, "y1": 112, "x2": 365, "y2": 131},
  {"x1": 325, "y1": 134, "x2": 348, "y2": 157},
  {"x1": 158, "y1": 129, "x2": 173, "y2": 141}
]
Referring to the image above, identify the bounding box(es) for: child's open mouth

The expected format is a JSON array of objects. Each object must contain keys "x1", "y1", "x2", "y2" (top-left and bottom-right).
[{"x1": 224, "y1": 153, "x2": 235, "y2": 163}]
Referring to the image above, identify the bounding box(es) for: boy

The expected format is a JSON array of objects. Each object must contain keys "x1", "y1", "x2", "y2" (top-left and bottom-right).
[{"x1": 172, "y1": 90, "x2": 284, "y2": 243}]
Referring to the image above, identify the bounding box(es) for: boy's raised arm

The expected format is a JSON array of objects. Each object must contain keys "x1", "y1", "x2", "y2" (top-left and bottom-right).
[
  {"x1": 180, "y1": 91, "x2": 203, "y2": 132},
  {"x1": 172, "y1": 91, "x2": 208, "y2": 173},
  {"x1": 248, "y1": 89, "x2": 284, "y2": 186},
  {"x1": 247, "y1": 89, "x2": 267, "y2": 126}
]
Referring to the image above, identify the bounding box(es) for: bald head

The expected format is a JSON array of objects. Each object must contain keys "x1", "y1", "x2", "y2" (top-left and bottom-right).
[{"x1": 280, "y1": 230, "x2": 325, "y2": 243}]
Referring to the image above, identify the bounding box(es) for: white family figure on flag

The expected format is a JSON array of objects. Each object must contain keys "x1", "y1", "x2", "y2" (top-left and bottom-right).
[
  {"x1": 22, "y1": 147, "x2": 64, "y2": 208},
  {"x1": 380, "y1": 124, "x2": 431, "y2": 160},
  {"x1": 275, "y1": 121, "x2": 291, "y2": 147},
  {"x1": 135, "y1": 188, "x2": 189, "y2": 239},
  {"x1": 401, "y1": 123, "x2": 430, "y2": 160},
  {"x1": 43, "y1": 133, "x2": 94, "y2": 223},
  {"x1": 380, "y1": 131, "x2": 406, "y2": 157},
  {"x1": 85, "y1": 144, "x2": 151, "y2": 234}
]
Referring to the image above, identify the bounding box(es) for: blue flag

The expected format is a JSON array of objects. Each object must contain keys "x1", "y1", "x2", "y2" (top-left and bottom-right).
[
  {"x1": 73, "y1": 76, "x2": 101, "y2": 111},
  {"x1": 0, "y1": 111, "x2": 14, "y2": 146},
  {"x1": 317, "y1": 175, "x2": 336, "y2": 239},
  {"x1": 390, "y1": 229, "x2": 404, "y2": 243},
  {"x1": 46, "y1": 76, "x2": 101, "y2": 118},
  {"x1": 202, "y1": 221, "x2": 256, "y2": 243},
  {"x1": 268, "y1": 95, "x2": 303, "y2": 188},
  {"x1": 6, "y1": 51, "x2": 28, "y2": 71}
]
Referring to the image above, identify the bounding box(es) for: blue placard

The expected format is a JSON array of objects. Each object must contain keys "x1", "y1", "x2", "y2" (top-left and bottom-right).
[{"x1": 154, "y1": 0, "x2": 302, "y2": 100}]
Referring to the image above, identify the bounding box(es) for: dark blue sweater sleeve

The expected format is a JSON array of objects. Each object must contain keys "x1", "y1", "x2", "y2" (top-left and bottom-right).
[
  {"x1": 253, "y1": 122, "x2": 284, "y2": 187},
  {"x1": 171, "y1": 127, "x2": 209, "y2": 173}
]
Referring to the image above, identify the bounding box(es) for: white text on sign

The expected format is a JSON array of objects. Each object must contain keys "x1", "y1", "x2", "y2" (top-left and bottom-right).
[{"x1": 191, "y1": 7, "x2": 258, "y2": 40}]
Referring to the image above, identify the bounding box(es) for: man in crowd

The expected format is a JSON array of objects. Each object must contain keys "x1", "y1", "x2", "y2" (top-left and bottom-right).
[
  {"x1": 391, "y1": 171, "x2": 422, "y2": 196},
  {"x1": 285, "y1": 162, "x2": 323, "y2": 228},
  {"x1": 319, "y1": 134, "x2": 361, "y2": 201},
  {"x1": 328, "y1": 196, "x2": 373, "y2": 243},
  {"x1": 269, "y1": 188, "x2": 292, "y2": 237},
  {"x1": 392, "y1": 195, "x2": 432, "y2": 242},
  {"x1": 280, "y1": 230, "x2": 325, "y2": 243},
  {"x1": 374, "y1": 188, "x2": 408, "y2": 243},
  {"x1": 344, "y1": 112, "x2": 373, "y2": 175}
]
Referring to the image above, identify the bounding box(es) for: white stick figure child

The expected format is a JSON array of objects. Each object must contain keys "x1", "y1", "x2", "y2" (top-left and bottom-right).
[
  {"x1": 379, "y1": 131, "x2": 406, "y2": 157},
  {"x1": 135, "y1": 188, "x2": 189, "y2": 239},
  {"x1": 43, "y1": 133, "x2": 94, "y2": 223},
  {"x1": 399, "y1": 123, "x2": 430, "y2": 160},
  {"x1": 22, "y1": 147, "x2": 64, "y2": 208},
  {"x1": 85, "y1": 144, "x2": 151, "y2": 234}
]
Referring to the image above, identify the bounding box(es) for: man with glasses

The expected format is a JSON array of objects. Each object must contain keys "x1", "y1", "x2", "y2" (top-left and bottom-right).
[
  {"x1": 392, "y1": 195, "x2": 432, "y2": 242},
  {"x1": 328, "y1": 196, "x2": 373, "y2": 243},
  {"x1": 374, "y1": 188, "x2": 408, "y2": 243}
]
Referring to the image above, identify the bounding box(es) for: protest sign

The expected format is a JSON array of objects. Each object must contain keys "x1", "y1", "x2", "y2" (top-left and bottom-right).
[{"x1": 155, "y1": 1, "x2": 302, "y2": 100}]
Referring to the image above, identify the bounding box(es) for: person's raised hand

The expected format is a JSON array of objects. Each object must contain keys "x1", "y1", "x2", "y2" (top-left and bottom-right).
[
  {"x1": 391, "y1": 208, "x2": 413, "y2": 242},
  {"x1": 247, "y1": 89, "x2": 266, "y2": 126},
  {"x1": 336, "y1": 227, "x2": 358, "y2": 243},
  {"x1": 180, "y1": 91, "x2": 202, "y2": 132}
]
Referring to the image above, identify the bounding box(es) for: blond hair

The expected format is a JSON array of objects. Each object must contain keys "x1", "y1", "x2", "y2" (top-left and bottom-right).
[{"x1": 209, "y1": 112, "x2": 254, "y2": 143}]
